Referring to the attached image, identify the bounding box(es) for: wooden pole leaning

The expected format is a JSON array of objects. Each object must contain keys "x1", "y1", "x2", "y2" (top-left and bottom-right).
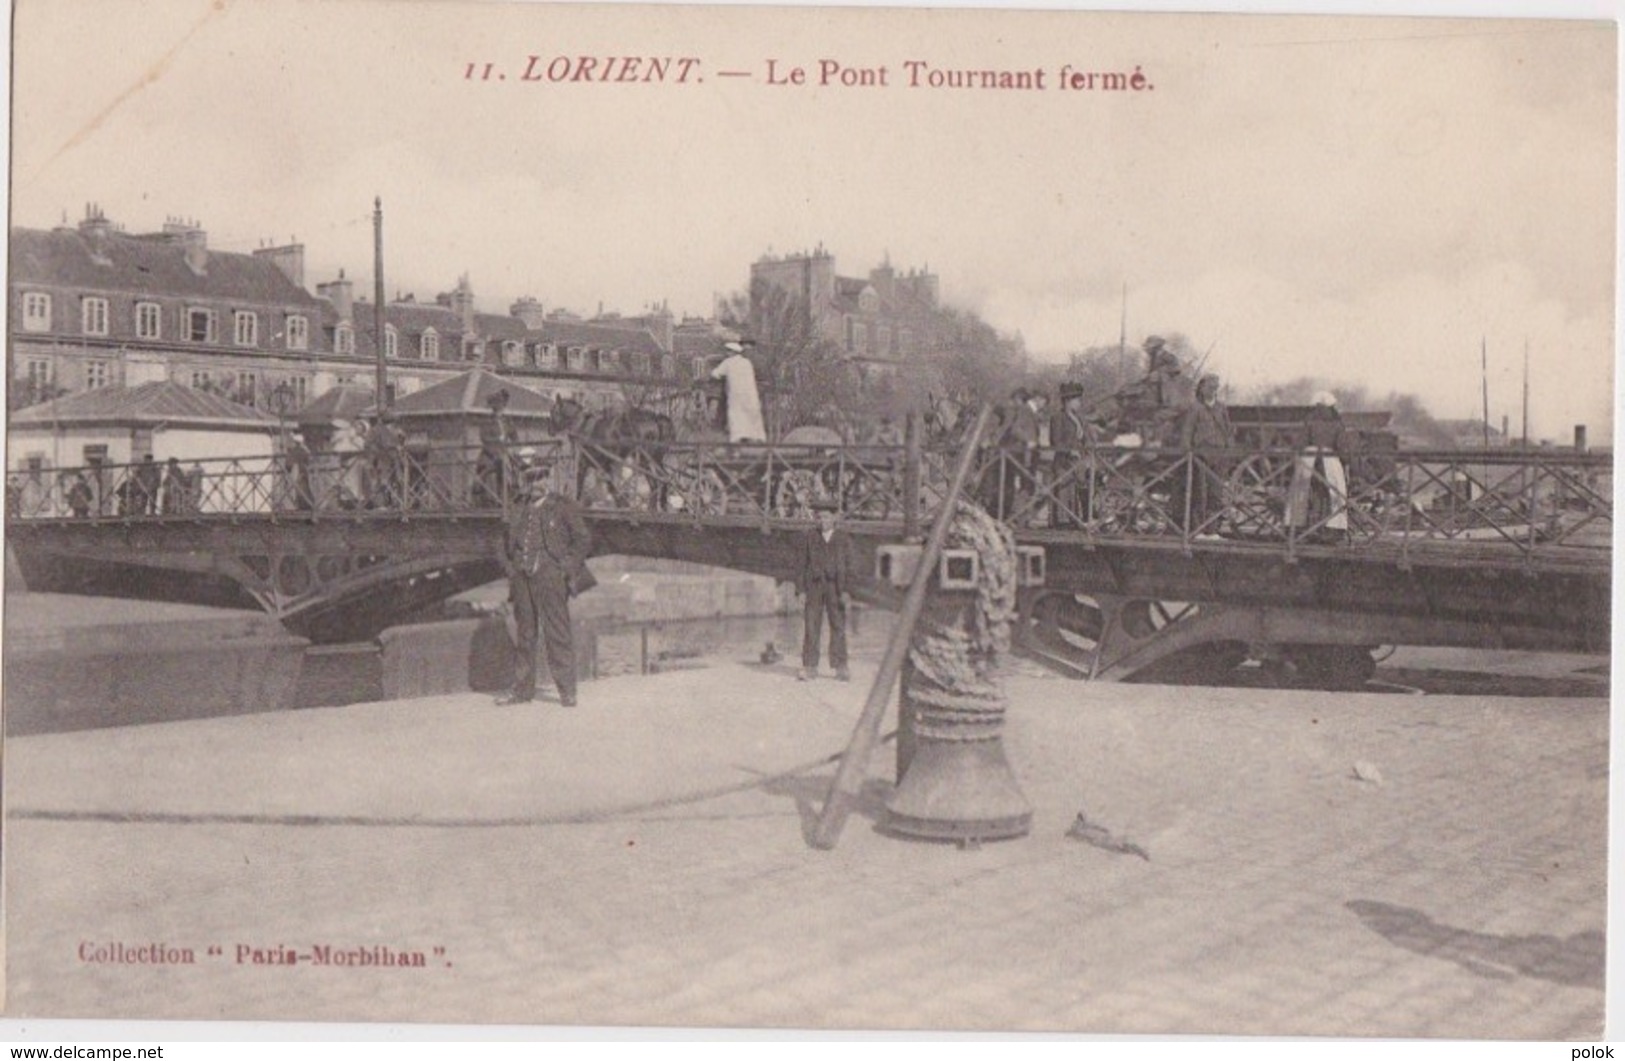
[{"x1": 810, "y1": 403, "x2": 994, "y2": 851}]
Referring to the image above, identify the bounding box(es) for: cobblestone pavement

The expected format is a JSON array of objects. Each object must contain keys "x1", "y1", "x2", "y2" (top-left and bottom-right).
[{"x1": 3, "y1": 660, "x2": 1607, "y2": 1037}]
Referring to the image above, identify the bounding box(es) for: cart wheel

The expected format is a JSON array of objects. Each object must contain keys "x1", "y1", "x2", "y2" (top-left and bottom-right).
[
  {"x1": 673, "y1": 468, "x2": 725, "y2": 515},
  {"x1": 775, "y1": 469, "x2": 825, "y2": 518},
  {"x1": 613, "y1": 465, "x2": 656, "y2": 510}
]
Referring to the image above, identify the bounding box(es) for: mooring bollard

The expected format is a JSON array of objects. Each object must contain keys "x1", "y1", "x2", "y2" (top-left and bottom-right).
[{"x1": 877, "y1": 518, "x2": 1039, "y2": 844}]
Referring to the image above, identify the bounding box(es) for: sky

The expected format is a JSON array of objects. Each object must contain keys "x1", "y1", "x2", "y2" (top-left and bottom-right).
[{"x1": 7, "y1": 0, "x2": 1617, "y2": 441}]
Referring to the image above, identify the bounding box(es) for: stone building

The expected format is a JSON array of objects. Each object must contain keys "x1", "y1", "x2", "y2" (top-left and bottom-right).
[
  {"x1": 749, "y1": 247, "x2": 940, "y2": 364},
  {"x1": 9, "y1": 206, "x2": 700, "y2": 431},
  {"x1": 8, "y1": 206, "x2": 326, "y2": 412}
]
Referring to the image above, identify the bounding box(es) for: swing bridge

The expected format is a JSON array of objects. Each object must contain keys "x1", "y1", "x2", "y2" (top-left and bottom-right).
[{"x1": 6, "y1": 435, "x2": 1610, "y2": 685}]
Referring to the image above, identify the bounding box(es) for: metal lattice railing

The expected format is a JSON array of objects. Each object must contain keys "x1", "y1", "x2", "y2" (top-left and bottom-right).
[{"x1": 6, "y1": 437, "x2": 1611, "y2": 563}]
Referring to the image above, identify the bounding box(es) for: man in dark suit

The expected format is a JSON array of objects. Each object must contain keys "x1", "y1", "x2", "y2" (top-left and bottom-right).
[
  {"x1": 1049, "y1": 381, "x2": 1098, "y2": 528},
  {"x1": 1177, "y1": 373, "x2": 1236, "y2": 537},
  {"x1": 796, "y1": 501, "x2": 852, "y2": 682},
  {"x1": 498, "y1": 459, "x2": 594, "y2": 706}
]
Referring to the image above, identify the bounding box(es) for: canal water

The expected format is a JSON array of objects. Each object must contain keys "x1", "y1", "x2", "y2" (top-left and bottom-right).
[
  {"x1": 294, "y1": 607, "x2": 1609, "y2": 710},
  {"x1": 294, "y1": 606, "x2": 900, "y2": 709}
]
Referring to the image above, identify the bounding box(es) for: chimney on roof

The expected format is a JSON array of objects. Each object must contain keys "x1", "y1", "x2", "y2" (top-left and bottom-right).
[
  {"x1": 161, "y1": 216, "x2": 209, "y2": 274},
  {"x1": 78, "y1": 203, "x2": 115, "y2": 262},
  {"x1": 648, "y1": 302, "x2": 675, "y2": 352},
  {"x1": 510, "y1": 296, "x2": 547, "y2": 329},
  {"x1": 451, "y1": 273, "x2": 476, "y2": 335},
  {"x1": 254, "y1": 242, "x2": 305, "y2": 289},
  {"x1": 317, "y1": 269, "x2": 355, "y2": 321}
]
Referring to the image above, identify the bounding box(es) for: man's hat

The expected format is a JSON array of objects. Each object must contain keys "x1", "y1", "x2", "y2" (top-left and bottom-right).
[
  {"x1": 722, "y1": 340, "x2": 744, "y2": 353},
  {"x1": 1059, "y1": 382, "x2": 1086, "y2": 401}
]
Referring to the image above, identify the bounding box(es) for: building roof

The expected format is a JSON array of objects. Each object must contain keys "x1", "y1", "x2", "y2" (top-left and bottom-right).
[
  {"x1": 294, "y1": 384, "x2": 376, "y2": 425},
  {"x1": 325, "y1": 298, "x2": 661, "y2": 366},
  {"x1": 9, "y1": 380, "x2": 280, "y2": 429},
  {"x1": 537, "y1": 319, "x2": 664, "y2": 358},
  {"x1": 10, "y1": 225, "x2": 320, "y2": 306},
  {"x1": 383, "y1": 368, "x2": 555, "y2": 419}
]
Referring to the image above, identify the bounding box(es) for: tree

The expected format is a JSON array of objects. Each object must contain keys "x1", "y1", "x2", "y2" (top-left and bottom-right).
[{"x1": 719, "y1": 277, "x2": 855, "y2": 436}]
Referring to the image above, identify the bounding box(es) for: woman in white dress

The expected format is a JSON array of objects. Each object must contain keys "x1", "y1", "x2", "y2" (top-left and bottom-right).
[{"x1": 709, "y1": 340, "x2": 767, "y2": 443}]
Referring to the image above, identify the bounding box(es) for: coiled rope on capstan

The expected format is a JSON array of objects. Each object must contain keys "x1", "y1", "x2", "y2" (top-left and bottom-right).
[{"x1": 905, "y1": 499, "x2": 1019, "y2": 735}]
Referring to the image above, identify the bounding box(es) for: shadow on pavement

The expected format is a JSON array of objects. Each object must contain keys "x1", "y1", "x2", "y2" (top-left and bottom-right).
[
  {"x1": 1346, "y1": 899, "x2": 1604, "y2": 990},
  {"x1": 759, "y1": 772, "x2": 895, "y2": 846}
]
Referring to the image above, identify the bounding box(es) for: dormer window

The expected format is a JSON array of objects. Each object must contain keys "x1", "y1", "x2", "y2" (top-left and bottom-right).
[
  {"x1": 538, "y1": 343, "x2": 559, "y2": 370},
  {"x1": 286, "y1": 314, "x2": 309, "y2": 351},
  {"x1": 137, "y1": 302, "x2": 162, "y2": 340},
  {"x1": 335, "y1": 323, "x2": 355, "y2": 355},
  {"x1": 233, "y1": 311, "x2": 258, "y2": 347},
  {"x1": 22, "y1": 293, "x2": 51, "y2": 333},
  {"x1": 502, "y1": 341, "x2": 522, "y2": 366},
  {"x1": 188, "y1": 307, "x2": 217, "y2": 343},
  {"x1": 599, "y1": 349, "x2": 621, "y2": 372},
  {"x1": 81, "y1": 297, "x2": 109, "y2": 336},
  {"x1": 566, "y1": 346, "x2": 585, "y2": 371},
  {"x1": 422, "y1": 329, "x2": 440, "y2": 361},
  {"x1": 384, "y1": 325, "x2": 398, "y2": 358}
]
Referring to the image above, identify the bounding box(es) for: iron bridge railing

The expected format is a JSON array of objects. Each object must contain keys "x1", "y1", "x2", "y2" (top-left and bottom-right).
[{"x1": 6, "y1": 437, "x2": 1612, "y2": 565}]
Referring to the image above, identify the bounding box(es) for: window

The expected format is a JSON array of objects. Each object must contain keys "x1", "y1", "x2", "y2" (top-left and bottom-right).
[
  {"x1": 539, "y1": 344, "x2": 559, "y2": 370},
  {"x1": 233, "y1": 311, "x2": 258, "y2": 347},
  {"x1": 566, "y1": 346, "x2": 585, "y2": 371},
  {"x1": 502, "y1": 341, "x2": 522, "y2": 367},
  {"x1": 136, "y1": 302, "x2": 161, "y2": 340},
  {"x1": 335, "y1": 323, "x2": 355, "y2": 355},
  {"x1": 188, "y1": 308, "x2": 217, "y2": 343},
  {"x1": 22, "y1": 293, "x2": 51, "y2": 332},
  {"x1": 23, "y1": 357, "x2": 52, "y2": 389},
  {"x1": 598, "y1": 349, "x2": 621, "y2": 373},
  {"x1": 85, "y1": 360, "x2": 111, "y2": 390},
  {"x1": 234, "y1": 372, "x2": 257, "y2": 406},
  {"x1": 288, "y1": 377, "x2": 308, "y2": 406},
  {"x1": 81, "y1": 297, "x2": 109, "y2": 336},
  {"x1": 422, "y1": 329, "x2": 439, "y2": 361},
  {"x1": 384, "y1": 326, "x2": 398, "y2": 359},
  {"x1": 631, "y1": 352, "x2": 650, "y2": 376},
  {"x1": 286, "y1": 314, "x2": 309, "y2": 351},
  {"x1": 189, "y1": 369, "x2": 213, "y2": 390}
]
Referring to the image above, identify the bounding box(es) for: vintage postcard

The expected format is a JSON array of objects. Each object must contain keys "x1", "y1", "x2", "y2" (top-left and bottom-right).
[{"x1": 2, "y1": 0, "x2": 1615, "y2": 1041}]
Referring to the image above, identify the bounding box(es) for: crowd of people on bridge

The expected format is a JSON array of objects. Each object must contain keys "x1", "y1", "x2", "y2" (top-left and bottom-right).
[
  {"x1": 980, "y1": 335, "x2": 1351, "y2": 540},
  {"x1": 18, "y1": 332, "x2": 1355, "y2": 542}
]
